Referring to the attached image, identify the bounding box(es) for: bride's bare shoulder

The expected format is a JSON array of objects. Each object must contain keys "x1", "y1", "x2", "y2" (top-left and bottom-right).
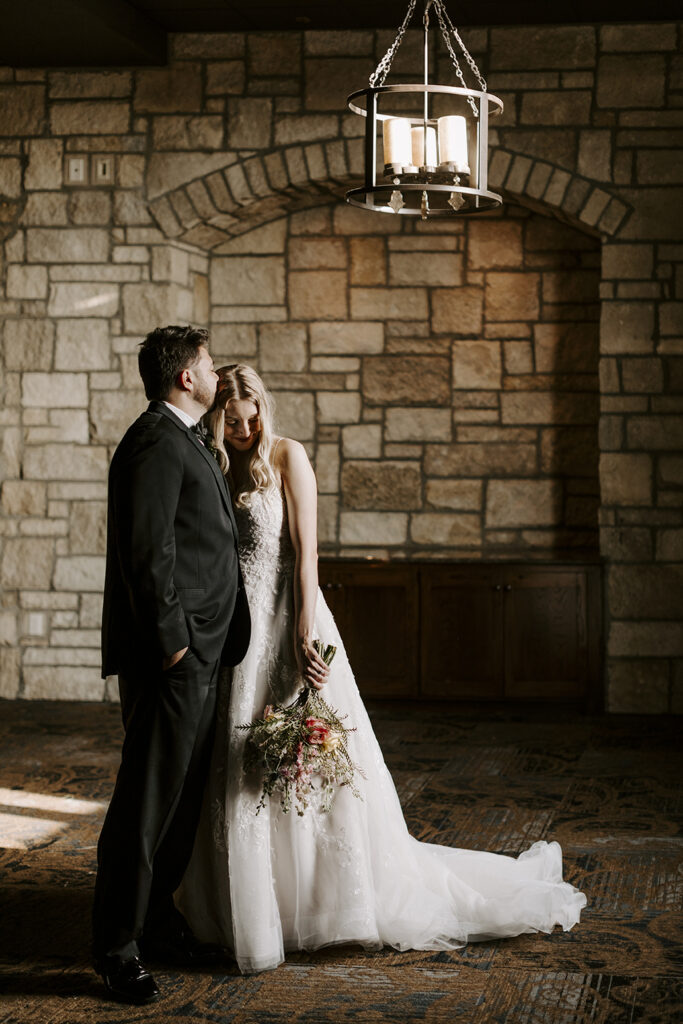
[{"x1": 273, "y1": 437, "x2": 312, "y2": 477}]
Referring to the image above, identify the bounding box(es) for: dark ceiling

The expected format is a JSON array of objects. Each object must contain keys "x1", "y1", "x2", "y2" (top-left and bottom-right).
[{"x1": 2, "y1": 0, "x2": 680, "y2": 66}]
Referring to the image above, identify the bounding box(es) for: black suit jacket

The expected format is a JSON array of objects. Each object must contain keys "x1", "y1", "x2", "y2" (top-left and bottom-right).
[{"x1": 101, "y1": 401, "x2": 250, "y2": 677}]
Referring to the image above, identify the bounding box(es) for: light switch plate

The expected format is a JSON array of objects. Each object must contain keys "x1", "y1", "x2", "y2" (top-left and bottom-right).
[
  {"x1": 65, "y1": 156, "x2": 87, "y2": 184},
  {"x1": 92, "y1": 155, "x2": 114, "y2": 185}
]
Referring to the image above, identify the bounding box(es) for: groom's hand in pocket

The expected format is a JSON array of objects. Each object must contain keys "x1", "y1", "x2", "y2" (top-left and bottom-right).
[{"x1": 162, "y1": 646, "x2": 189, "y2": 671}]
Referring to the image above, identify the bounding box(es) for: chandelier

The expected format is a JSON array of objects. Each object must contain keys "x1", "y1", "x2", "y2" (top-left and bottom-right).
[{"x1": 345, "y1": 0, "x2": 503, "y2": 219}]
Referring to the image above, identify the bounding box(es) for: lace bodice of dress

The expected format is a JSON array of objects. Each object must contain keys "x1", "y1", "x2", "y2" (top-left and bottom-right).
[{"x1": 233, "y1": 485, "x2": 295, "y2": 610}]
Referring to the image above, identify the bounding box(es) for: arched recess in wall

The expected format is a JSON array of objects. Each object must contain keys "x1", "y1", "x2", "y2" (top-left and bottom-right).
[{"x1": 145, "y1": 142, "x2": 632, "y2": 252}]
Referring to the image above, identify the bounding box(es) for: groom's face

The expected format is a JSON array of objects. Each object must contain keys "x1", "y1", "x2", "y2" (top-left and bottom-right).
[{"x1": 188, "y1": 346, "x2": 218, "y2": 411}]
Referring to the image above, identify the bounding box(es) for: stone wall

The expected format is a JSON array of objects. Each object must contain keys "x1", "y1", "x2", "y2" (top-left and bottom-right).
[{"x1": 0, "y1": 24, "x2": 681, "y2": 711}]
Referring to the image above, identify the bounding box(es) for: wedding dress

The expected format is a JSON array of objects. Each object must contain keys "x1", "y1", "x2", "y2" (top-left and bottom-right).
[{"x1": 178, "y1": 484, "x2": 586, "y2": 974}]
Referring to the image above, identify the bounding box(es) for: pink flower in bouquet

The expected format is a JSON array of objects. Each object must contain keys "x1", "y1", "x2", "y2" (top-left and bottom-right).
[
  {"x1": 305, "y1": 717, "x2": 330, "y2": 745},
  {"x1": 322, "y1": 731, "x2": 342, "y2": 753},
  {"x1": 263, "y1": 704, "x2": 275, "y2": 719}
]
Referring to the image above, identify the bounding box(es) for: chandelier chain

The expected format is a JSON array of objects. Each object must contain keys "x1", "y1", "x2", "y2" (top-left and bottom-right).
[
  {"x1": 437, "y1": 2, "x2": 488, "y2": 92},
  {"x1": 370, "y1": 0, "x2": 418, "y2": 87},
  {"x1": 432, "y1": 2, "x2": 481, "y2": 116}
]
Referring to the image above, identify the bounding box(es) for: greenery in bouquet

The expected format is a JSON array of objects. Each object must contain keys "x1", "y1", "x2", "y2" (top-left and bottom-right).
[{"x1": 239, "y1": 640, "x2": 364, "y2": 816}]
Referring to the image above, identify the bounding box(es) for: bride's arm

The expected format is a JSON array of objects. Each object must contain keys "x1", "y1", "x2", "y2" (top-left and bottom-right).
[{"x1": 278, "y1": 438, "x2": 330, "y2": 690}]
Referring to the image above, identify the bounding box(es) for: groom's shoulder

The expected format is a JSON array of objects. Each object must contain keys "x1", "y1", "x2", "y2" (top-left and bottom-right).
[{"x1": 113, "y1": 404, "x2": 182, "y2": 462}]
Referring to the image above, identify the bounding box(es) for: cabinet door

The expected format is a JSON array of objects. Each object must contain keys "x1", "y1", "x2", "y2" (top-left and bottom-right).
[
  {"x1": 420, "y1": 567, "x2": 504, "y2": 699},
  {"x1": 318, "y1": 563, "x2": 419, "y2": 699},
  {"x1": 504, "y1": 569, "x2": 587, "y2": 700}
]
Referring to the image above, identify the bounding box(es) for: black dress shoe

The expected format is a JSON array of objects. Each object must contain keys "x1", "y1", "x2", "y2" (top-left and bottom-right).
[
  {"x1": 141, "y1": 925, "x2": 227, "y2": 966},
  {"x1": 95, "y1": 955, "x2": 161, "y2": 1005}
]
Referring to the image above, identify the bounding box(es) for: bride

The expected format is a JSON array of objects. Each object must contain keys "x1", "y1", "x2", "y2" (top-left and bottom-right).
[{"x1": 178, "y1": 363, "x2": 586, "y2": 974}]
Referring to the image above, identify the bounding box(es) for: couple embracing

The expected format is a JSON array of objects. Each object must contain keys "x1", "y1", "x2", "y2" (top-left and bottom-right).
[{"x1": 93, "y1": 324, "x2": 586, "y2": 1004}]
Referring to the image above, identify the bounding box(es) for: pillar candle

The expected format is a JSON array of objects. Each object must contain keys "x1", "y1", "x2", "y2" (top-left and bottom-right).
[
  {"x1": 437, "y1": 115, "x2": 469, "y2": 173},
  {"x1": 411, "y1": 125, "x2": 438, "y2": 168},
  {"x1": 382, "y1": 117, "x2": 412, "y2": 167}
]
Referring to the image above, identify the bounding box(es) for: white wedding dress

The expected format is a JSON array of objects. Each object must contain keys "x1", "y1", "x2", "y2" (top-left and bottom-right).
[{"x1": 178, "y1": 484, "x2": 586, "y2": 974}]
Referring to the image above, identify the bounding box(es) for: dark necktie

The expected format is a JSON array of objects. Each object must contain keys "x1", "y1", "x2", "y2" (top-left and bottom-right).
[{"x1": 190, "y1": 422, "x2": 209, "y2": 446}]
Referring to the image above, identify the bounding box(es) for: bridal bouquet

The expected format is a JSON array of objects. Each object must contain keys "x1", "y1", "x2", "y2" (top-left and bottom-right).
[{"x1": 239, "y1": 640, "x2": 364, "y2": 816}]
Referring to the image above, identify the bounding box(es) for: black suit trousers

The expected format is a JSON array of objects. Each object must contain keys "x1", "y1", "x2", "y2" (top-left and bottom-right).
[{"x1": 92, "y1": 648, "x2": 219, "y2": 960}]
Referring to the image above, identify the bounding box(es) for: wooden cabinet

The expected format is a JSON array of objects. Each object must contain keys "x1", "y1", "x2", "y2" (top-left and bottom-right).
[
  {"x1": 319, "y1": 562, "x2": 419, "y2": 699},
  {"x1": 318, "y1": 560, "x2": 601, "y2": 706}
]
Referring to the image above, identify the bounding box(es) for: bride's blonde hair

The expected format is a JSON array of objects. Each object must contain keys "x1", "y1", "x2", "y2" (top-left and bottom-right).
[{"x1": 204, "y1": 364, "x2": 279, "y2": 506}]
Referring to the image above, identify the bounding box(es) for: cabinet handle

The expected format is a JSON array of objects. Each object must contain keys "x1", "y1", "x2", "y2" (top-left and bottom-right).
[
  {"x1": 493, "y1": 584, "x2": 502, "y2": 591},
  {"x1": 504, "y1": 584, "x2": 512, "y2": 592},
  {"x1": 322, "y1": 582, "x2": 343, "y2": 591}
]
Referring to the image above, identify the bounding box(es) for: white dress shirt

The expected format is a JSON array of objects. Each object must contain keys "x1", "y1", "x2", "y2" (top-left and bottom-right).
[{"x1": 162, "y1": 401, "x2": 197, "y2": 429}]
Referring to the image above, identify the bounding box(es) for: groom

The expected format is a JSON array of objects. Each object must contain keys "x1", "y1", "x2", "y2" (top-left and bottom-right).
[{"x1": 93, "y1": 325, "x2": 250, "y2": 1004}]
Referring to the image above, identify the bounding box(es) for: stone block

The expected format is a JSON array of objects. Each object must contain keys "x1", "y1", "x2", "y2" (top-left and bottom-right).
[
  {"x1": 152, "y1": 115, "x2": 224, "y2": 151},
  {"x1": 410, "y1": 512, "x2": 480, "y2": 546},
  {"x1": 660, "y1": 303, "x2": 683, "y2": 337},
  {"x1": 0, "y1": 157, "x2": 22, "y2": 197},
  {"x1": 349, "y1": 238, "x2": 385, "y2": 286},
  {"x1": 363, "y1": 356, "x2": 450, "y2": 406},
  {"x1": 609, "y1": 564, "x2": 683, "y2": 619},
  {"x1": 601, "y1": 23, "x2": 677, "y2": 51},
  {"x1": 211, "y1": 256, "x2": 285, "y2": 307},
  {"x1": 290, "y1": 271, "x2": 348, "y2": 320},
  {"x1": 431, "y1": 287, "x2": 483, "y2": 335},
  {"x1": 316, "y1": 392, "x2": 361, "y2": 424},
  {"x1": 206, "y1": 61, "x2": 245, "y2": 95},
  {"x1": 118, "y1": 154, "x2": 145, "y2": 189},
  {"x1": 1, "y1": 481, "x2": 46, "y2": 517},
  {"x1": 1, "y1": 537, "x2": 53, "y2": 588},
  {"x1": 90, "y1": 391, "x2": 145, "y2": 445},
  {"x1": 608, "y1": 621, "x2": 683, "y2": 658},
  {"x1": 341, "y1": 424, "x2": 382, "y2": 458},
  {"x1": 333, "y1": 204, "x2": 402, "y2": 236},
  {"x1": 606, "y1": 660, "x2": 669, "y2": 714},
  {"x1": 272, "y1": 391, "x2": 315, "y2": 441},
  {"x1": 0, "y1": 649, "x2": 20, "y2": 699},
  {"x1": 425, "y1": 442, "x2": 536, "y2": 478},
  {"x1": 68, "y1": 190, "x2": 112, "y2": 225},
  {"x1": 210, "y1": 323, "x2": 257, "y2": 359},
  {"x1": 69, "y1": 502, "x2": 107, "y2": 555},
  {"x1": 0, "y1": 85, "x2": 45, "y2": 135},
  {"x1": 350, "y1": 288, "x2": 428, "y2": 322},
  {"x1": 542, "y1": 270, "x2": 597, "y2": 306},
  {"x1": 577, "y1": 130, "x2": 612, "y2": 181},
  {"x1": 228, "y1": 98, "x2": 273, "y2": 149},
  {"x1": 597, "y1": 55, "x2": 665, "y2": 108},
  {"x1": 385, "y1": 408, "x2": 451, "y2": 442},
  {"x1": 621, "y1": 358, "x2": 663, "y2": 394},
  {"x1": 305, "y1": 58, "x2": 372, "y2": 111},
  {"x1": 48, "y1": 71, "x2": 131, "y2": 98},
  {"x1": 486, "y1": 479, "x2": 561, "y2": 527},
  {"x1": 53, "y1": 555, "x2": 105, "y2": 592},
  {"x1": 659, "y1": 456, "x2": 683, "y2": 487},
  {"x1": 341, "y1": 460, "x2": 421, "y2": 510},
  {"x1": 23, "y1": 443, "x2": 108, "y2": 481},
  {"x1": 453, "y1": 341, "x2": 502, "y2": 390},
  {"x1": 315, "y1": 443, "x2": 340, "y2": 493},
  {"x1": 540, "y1": 426, "x2": 597, "y2": 476},
  {"x1": 486, "y1": 272, "x2": 539, "y2": 322},
  {"x1": 259, "y1": 323, "x2": 307, "y2": 371},
  {"x1": 23, "y1": 665, "x2": 104, "y2": 701},
  {"x1": 113, "y1": 191, "x2": 152, "y2": 226},
  {"x1": 134, "y1": 66, "x2": 201, "y2": 113},
  {"x1": 147, "y1": 152, "x2": 235, "y2": 200},
  {"x1": 503, "y1": 391, "x2": 598, "y2": 426},
  {"x1": 600, "y1": 453, "x2": 652, "y2": 506},
  {"x1": 503, "y1": 341, "x2": 534, "y2": 375},
  {"x1": 425, "y1": 479, "x2": 482, "y2": 511},
  {"x1": 490, "y1": 26, "x2": 596, "y2": 70},
  {"x1": 638, "y1": 151, "x2": 683, "y2": 186},
  {"x1": 151, "y1": 245, "x2": 189, "y2": 285},
  {"x1": 521, "y1": 91, "x2": 591, "y2": 125},
  {"x1": 309, "y1": 322, "x2": 383, "y2": 355},
  {"x1": 656, "y1": 529, "x2": 683, "y2": 561},
  {"x1": 122, "y1": 282, "x2": 191, "y2": 334},
  {"x1": 215, "y1": 220, "x2": 287, "y2": 255},
  {"x1": 467, "y1": 220, "x2": 522, "y2": 270},
  {"x1": 249, "y1": 32, "x2": 301, "y2": 75},
  {"x1": 54, "y1": 319, "x2": 110, "y2": 372},
  {"x1": 601, "y1": 301, "x2": 655, "y2": 355},
  {"x1": 339, "y1": 512, "x2": 407, "y2": 545},
  {"x1": 274, "y1": 114, "x2": 338, "y2": 147},
  {"x1": 50, "y1": 101, "x2": 129, "y2": 134},
  {"x1": 534, "y1": 322, "x2": 599, "y2": 373},
  {"x1": 389, "y1": 252, "x2": 463, "y2": 287},
  {"x1": 26, "y1": 228, "x2": 109, "y2": 264},
  {"x1": 173, "y1": 33, "x2": 245, "y2": 59},
  {"x1": 6, "y1": 265, "x2": 48, "y2": 300},
  {"x1": 23, "y1": 376, "x2": 79, "y2": 416},
  {"x1": 288, "y1": 238, "x2": 347, "y2": 271},
  {"x1": 627, "y1": 416, "x2": 683, "y2": 451}
]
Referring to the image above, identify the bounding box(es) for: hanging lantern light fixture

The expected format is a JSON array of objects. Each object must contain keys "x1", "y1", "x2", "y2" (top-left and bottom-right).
[{"x1": 346, "y1": 0, "x2": 503, "y2": 219}]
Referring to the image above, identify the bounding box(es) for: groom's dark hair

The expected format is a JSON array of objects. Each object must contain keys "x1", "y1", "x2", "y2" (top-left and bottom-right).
[{"x1": 138, "y1": 325, "x2": 209, "y2": 401}]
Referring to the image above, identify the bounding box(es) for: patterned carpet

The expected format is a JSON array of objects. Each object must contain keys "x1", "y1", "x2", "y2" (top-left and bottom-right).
[{"x1": 0, "y1": 699, "x2": 681, "y2": 1023}]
